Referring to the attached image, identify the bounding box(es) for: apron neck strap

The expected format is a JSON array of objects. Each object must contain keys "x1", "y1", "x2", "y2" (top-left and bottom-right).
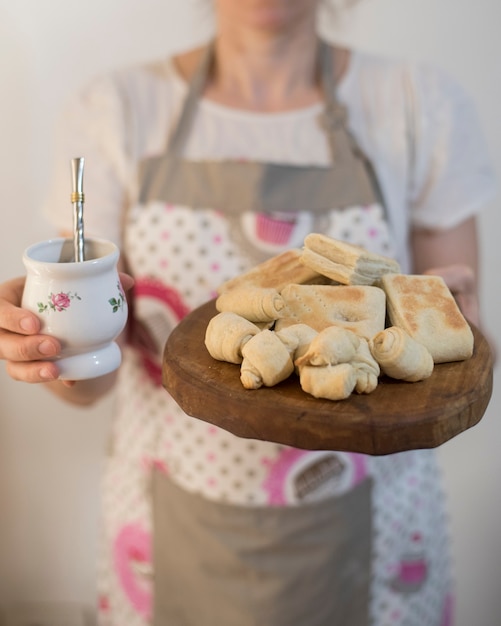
[{"x1": 166, "y1": 39, "x2": 345, "y2": 157}]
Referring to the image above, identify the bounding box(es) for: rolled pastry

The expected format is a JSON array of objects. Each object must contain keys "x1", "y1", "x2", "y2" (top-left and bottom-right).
[
  {"x1": 275, "y1": 323, "x2": 318, "y2": 372},
  {"x1": 299, "y1": 363, "x2": 357, "y2": 401},
  {"x1": 294, "y1": 326, "x2": 360, "y2": 368},
  {"x1": 369, "y1": 326, "x2": 434, "y2": 382},
  {"x1": 215, "y1": 287, "x2": 285, "y2": 322},
  {"x1": 205, "y1": 312, "x2": 260, "y2": 364},
  {"x1": 240, "y1": 330, "x2": 294, "y2": 389},
  {"x1": 352, "y1": 338, "x2": 380, "y2": 394}
]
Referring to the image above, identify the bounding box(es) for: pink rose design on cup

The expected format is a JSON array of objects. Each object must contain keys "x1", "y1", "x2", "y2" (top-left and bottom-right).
[
  {"x1": 52, "y1": 292, "x2": 71, "y2": 311},
  {"x1": 38, "y1": 291, "x2": 81, "y2": 313}
]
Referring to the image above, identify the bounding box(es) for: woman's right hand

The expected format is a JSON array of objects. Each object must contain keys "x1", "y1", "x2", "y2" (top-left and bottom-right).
[{"x1": 0, "y1": 277, "x2": 61, "y2": 383}]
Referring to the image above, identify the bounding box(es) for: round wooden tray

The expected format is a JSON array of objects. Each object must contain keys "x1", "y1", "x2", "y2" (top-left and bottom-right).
[{"x1": 162, "y1": 299, "x2": 493, "y2": 455}]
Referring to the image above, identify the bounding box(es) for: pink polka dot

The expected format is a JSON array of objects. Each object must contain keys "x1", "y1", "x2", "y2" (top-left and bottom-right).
[
  {"x1": 206, "y1": 452, "x2": 216, "y2": 462},
  {"x1": 164, "y1": 203, "x2": 174, "y2": 211},
  {"x1": 98, "y1": 595, "x2": 110, "y2": 613},
  {"x1": 207, "y1": 477, "x2": 217, "y2": 488},
  {"x1": 368, "y1": 227, "x2": 378, "y2": 238},
  {"x1": 210, "y1": 262, "x2": 221, "y2": 272},
  {"x1": 213, "y1": 235, "x2": 222, "y2": 244},
  {"x1": 390, "y1": 609, "x2": 401, "y2": 620},
  {"x1": 161, "y1": 230, "x2": 170, "y2": 240},
  {"x1": 207, "y1": 425, "x2": 219, "y2": 436},
  {"x1": 159, "y1": 259, "x2": 168, "y2": 268}
]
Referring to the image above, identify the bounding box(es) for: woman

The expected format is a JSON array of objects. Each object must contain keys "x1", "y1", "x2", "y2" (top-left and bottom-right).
[{"x1": 0, "y1": 0, "x2": 495, "y2": 624}]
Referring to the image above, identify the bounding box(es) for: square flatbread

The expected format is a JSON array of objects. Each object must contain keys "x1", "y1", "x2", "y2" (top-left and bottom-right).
[
  {"x1": 379, "y1": 273, "x2": 474, "y2": 363},
  {"x1": 276, "y1": 284, "x2": 386, "y2": 340}
]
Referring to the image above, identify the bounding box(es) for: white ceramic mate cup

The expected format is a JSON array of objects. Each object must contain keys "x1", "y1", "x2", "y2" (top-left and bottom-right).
[{"x1": 22, "y1": 237, "x2": 128, "y2": 380}]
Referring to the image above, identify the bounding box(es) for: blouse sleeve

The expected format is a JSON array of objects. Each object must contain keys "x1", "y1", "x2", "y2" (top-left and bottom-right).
[
  {"x1": 42, "y1": 72, "x2": 136, "y2": 246},
  {"x1": 407, "y1": 63, "x2": 497, "y2": 230}
]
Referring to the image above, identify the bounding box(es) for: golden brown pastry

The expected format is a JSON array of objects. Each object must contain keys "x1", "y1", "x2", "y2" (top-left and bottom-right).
[
  {"x1": 369, "y1": 326, "x2": 434, "y2": 382},
  {"x1": 275, "y1": 324, "x2": 319, "y2": 373},
  {"x1": 379, "y1": 273, "x2": 474, "y2": 363},
  {"x1": 351, "y1": 338, "x2": 380, "y2": 394},
  {"x1": 215, "y1": 287, "x2": 285, "y2": 322},
  {"x1": 205, "y1": 312, "x2": 260, "y2": 364},
  {"x1": 217, "y1": 248, "x2": 328, "y2": 294},
  {"x1": 300, "y1": 233, "x2": 400, "y2": 285},
  {"x1": 299, "y1": 363, "x2": 357, "y2": 401},
  {"x1": 277, "y1": 284, "x2": 386, "y2": 340},
  {"x1": 240, "y1": 330, "x2": 295, "y2": 389},
  {"x1": 294, "y1": 326, "x2": 360, "y2": 368}
]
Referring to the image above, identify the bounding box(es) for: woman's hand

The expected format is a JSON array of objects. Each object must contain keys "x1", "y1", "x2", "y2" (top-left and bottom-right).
[{"x1": 0, "y1": 276, "x2": 62, "y2": 383}]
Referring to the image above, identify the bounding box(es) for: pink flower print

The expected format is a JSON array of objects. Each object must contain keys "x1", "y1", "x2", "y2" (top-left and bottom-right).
[
  {"x1": 51, "y1": 292, "x2": 71, "y2": 311},
  {"x1": 38, "y1": 291, "x2": 81, "y2": 313},
  {"x1": 114, "y1": 523, "x2": 152, "y2": 619}
]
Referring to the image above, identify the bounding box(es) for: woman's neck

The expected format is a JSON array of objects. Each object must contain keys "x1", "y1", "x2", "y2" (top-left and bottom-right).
[{"x1": 207, "y1": 27, "x2": 322, "y2": 112}]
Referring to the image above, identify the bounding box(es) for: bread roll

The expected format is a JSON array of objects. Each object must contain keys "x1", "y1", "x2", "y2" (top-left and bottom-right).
[
  {"x1": 352, "y1": 338, "x2": 380, "y2": 394},
  {"x1": 294, "y1": 326, "x2": 360, "y2": 368},
  {"x1": 216, "y1": 287, "x2": 285, "y2": 322},
  {"x1": 275, "y1": 324, "x2": 318, "y2": 373},
  {"x1": 369, "y1": 326, "x2": 434, "y2": 382},
  {"x1": 299, "y1": 363, "x2": 357, "y2": 401},
  {"x1": 240, "y1": 330, "x2": 294, "y2": 389},
  {"x1": 205, "y1": 312, "x2": 260, "y2": 364}
]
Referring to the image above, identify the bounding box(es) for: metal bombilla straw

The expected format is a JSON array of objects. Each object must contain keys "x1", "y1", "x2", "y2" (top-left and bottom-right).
[{"x1": 71, "y1": 157, "x2": 85, "y2": 262}]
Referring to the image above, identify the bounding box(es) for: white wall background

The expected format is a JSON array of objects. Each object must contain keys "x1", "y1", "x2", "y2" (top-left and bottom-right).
[{"x1": 0, "y1": 0, "x2": 499, "y2": 624}]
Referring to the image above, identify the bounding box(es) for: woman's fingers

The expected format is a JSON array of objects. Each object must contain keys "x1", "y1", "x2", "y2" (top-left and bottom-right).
[
  {"x1": 0, "y1": 277, "x2": 40, "y2": 335},
  {"x1": 0, "y1": 328, "x2": 60, "y2": 362},
  {"x1": 0, "y1": 277, "x2": 62, "y2": 382},
  {"x1": 5, "y1": 358, "x2": 60, "y2": 383}
]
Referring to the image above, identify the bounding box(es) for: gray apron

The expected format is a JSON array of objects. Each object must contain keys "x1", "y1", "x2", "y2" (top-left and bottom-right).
[{"x1": 140, "y1": 40, "x2": 383, "y2": 625}]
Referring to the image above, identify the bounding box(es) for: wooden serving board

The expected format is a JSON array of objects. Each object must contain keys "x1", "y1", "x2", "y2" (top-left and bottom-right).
[{"x1": 162, "y1": 299, "x2": 493, "y2": 455}]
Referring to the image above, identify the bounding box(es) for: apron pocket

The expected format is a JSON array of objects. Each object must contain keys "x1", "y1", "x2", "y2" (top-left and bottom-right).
[{"x1": 152, "y1": 470, "x2": 372, "y2": 626}]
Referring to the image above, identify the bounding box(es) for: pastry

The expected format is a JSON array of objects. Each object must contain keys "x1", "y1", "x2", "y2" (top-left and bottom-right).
[
  {"x1": 369, "y1": 326, "x2": 434, "y2": 382},
  {"x1": 300, "y1": 233, "x2": 400, "y2": 285},
  {"x1": 299, "y1": 362, "x2": 357, "y2": 401},
  {"x1": 277, "y1": 283, "x2": 386, "y2": 340},
  {"x1": 294, "y1": 326, "x2": 360, "y2": 368},
  {"x1": 240, "y1": 329, "x2": 295, "y2": 389},
  {"x1": 216, "y1": 287, "x2": 285, "y2": 322},
  {"x1": 379, "y1": 273, "x2": 474, "y2": 363},
  {"x1": 205, "y1": 311, "x2": 260, "y2": 364},
  {"x1": 351, "y1": 338, "x2": 380, "y2": 394},
  {"x1": 217, "y1": 248, "x2": 329, "y2": 295}
]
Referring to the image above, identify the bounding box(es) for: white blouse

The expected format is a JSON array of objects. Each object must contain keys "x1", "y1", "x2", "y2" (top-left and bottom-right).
[{"x1": 44, "y1": 48, "x2": 496, "y2": 272}]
